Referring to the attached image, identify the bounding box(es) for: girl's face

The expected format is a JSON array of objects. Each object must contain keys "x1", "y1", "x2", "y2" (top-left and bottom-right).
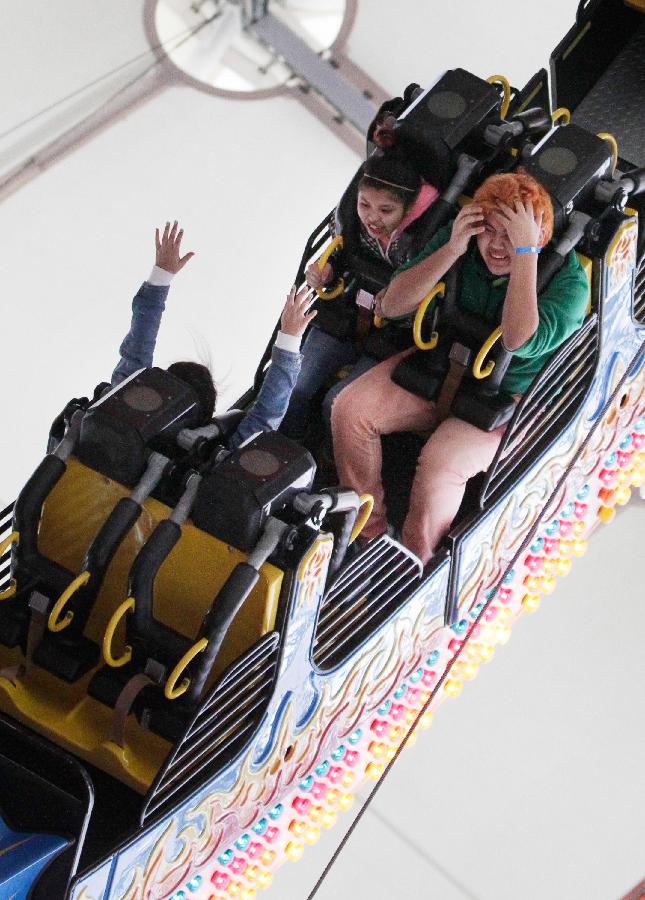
[{"x1": 357, "y1": 186, "x2": 406, "y2": 239}]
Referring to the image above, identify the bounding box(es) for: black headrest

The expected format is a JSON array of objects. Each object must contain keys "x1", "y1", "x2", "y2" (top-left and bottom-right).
[
  {"x1": 519, "y1": 123, "x2": 613, "y2": 235},
  {"x1": 77, "y1": 367, "x2": 202, "y2": 486},
  {"x1": 192, "y1": 431, "x2": 316, "y2": 552}
]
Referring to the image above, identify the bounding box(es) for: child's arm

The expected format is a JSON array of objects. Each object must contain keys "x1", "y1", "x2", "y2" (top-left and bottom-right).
[
  {"x1": 111, "y1": 221, "x2": 194, "y2": 385},
  {"x1": 495, "y1": 200, "x2": 542, "y2": 350},
  {"x1": 379, "y1": 205, "x2": 484, "y2": 319},
  {"x1": 228, "y1": 287, "x2": 317, "y2": 449}
]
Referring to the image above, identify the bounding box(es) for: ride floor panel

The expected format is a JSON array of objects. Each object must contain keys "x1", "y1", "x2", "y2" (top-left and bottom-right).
[{"x1": 572, "y1": 20, "x2": 645, "y2": 167}]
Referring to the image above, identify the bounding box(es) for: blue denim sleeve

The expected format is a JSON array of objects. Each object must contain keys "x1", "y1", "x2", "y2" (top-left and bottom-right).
[
  {"x1": 111, "y1": 282, "x2": 169, "y2": 385},
  {"x1": 228, "y1": 346, "x2": 302, "y2": 450}
]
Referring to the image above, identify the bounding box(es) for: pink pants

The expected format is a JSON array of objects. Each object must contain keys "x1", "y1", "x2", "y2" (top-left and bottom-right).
[{"x1": 331, "y1": 349, "x2": 507, "y2": 564}]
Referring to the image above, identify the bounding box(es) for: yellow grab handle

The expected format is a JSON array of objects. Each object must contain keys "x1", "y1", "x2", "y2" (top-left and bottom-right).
[
  {"x1": 473, "y1": 326, "x2": 503, "y2": 380},
  {"x1": 0, "y1": 532, "x2": 19, "y2": 602},
  {"x1": 551, "y1": 107, "x2": 571, "y2": 126},
  {"x1": 103, "y1": 597, "x2": 135, "y2": 667},
  {"x1": 165, "y1": 637, "x2": 209, "y2": 700},
  {"x1": 413, "y1": 282, "x2": 444, "y2": 350},
  {"x1": 48, "y1": 570, "x2": 90, "y2": 633},
  {"x1": 486, "y1": 74, "x2": 510, "y2": 119},
  {"x1": 349, "y1": 494, "x2": 375, "y2": 545},
  {"x1": 597, "y1": 132, "x2": 618, "y2": 175},
  {"x1": 315, "y1": 236, "x2": 345, "y2": 300}
]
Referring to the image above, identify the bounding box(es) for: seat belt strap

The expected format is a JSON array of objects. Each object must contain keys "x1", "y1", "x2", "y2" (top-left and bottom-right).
[{"x1": 435, "y1": 342, "x2": 471, "y2": 421}]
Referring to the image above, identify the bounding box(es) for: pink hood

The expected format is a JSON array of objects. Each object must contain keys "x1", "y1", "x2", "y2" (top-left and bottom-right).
[{"x1": 395, "y1": 180, "x2": 440, "y2": 235}]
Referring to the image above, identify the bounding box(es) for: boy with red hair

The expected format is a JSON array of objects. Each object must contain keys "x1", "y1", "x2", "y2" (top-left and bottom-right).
[{"x1": 331, "y1": 171, "x2": 589, "y2": 563}]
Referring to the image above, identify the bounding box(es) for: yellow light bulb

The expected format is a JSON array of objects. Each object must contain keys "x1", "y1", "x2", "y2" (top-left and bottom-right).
[
  {"x1": 406, "y1": 731, "x2": 418, "y2": 749},
  {"x1": 541, "y1": 558, "x2": 556, "y2": 574},
  {"x1": 630, "y1": 469, "x2": 645, "y2": 487},
  {"x1": 572, "y1": 520, "x2": 585, "y2": 537},
  {"x1": 523, "y1": 574, "x2": 540, "y2": 592},
  {"x1": 598, "y1": 505, "x2": 615, "y2": 523},
  {"x1": 285, "y1": 841, "x2": 304, "y2": 862},
  {"x1": 246, "y1": 865, "x2": 259, "y2": 883},
  {"x1": 289, "y1": 819, "x2": 307, "y2": 837},
  {"x1": 260, "y1": 850, "x2": 275, "y2": 867},
  {"x1": 240, "y1": 888, "x2": 257, "y2": 900},
  {"x1": 480, "y1": 625, "x2": 496, "y2": 643},
  {"x1": 304, "y1": 826, "x2": 321, "y2": 845},
  {"x1": 325, "y1": 789, "x2": 340, "y2": 806},
  {"x1": 404, "y1": 709, "x2": 417, "y2": 725},
  {"x1": 558, "y1": 540, "x2": 572, "y2": 557},
  {"x1": 369, "y1": 740, "x2": 384, "y2": 758},
  {"x1": 466, "y1": 643, "x2": 481, "y2": 661},
  {"x1": 338, "y1": 793, "x2": 354, "y2": 810},
  {"x1": 479, "y1": 644, "x2": 495, "y2": 662},
  {"x1": 556, "y1": 558, "x2": 572, "y2": 576},
  {"x1": 309, "y1": 805, "x2": 323, "y2": 822},
  {"x1": 419, "y1": 710, "x2": 433, "y2": 729},
  {"x1": 495, "y1": 625, "x2": 511, "y2": 644},
  {"x1": 227, "y1": 882, "x2": 243, "y2": 897},
  {"x1": 461, "y1": 662, "x2": 479, "y2": 680},
  {"x1": 615, "y1": 486, "x2": 631, "y2": 505},
  {"x1": 496, "y1": 608, "x2": 511, "y2": 625},
  {"x1": 571, "y1": 540, "x2": 587, "y2": 557},
  {"x1": 341, "y1": 771, "x2": 355, "y2": 788},
  {"x1": 540, "y1": 575, "x2": 556, "y2": 594},
  {"x1": 616, "y1": 469, "x2": 629, "y2": 485},
  {"x1": 521, "y1": 593, "x2": 540, "y2": 613},
  {"x1": 321, "y1": 810, "x2": 337, "y2": 829},
  {"x1": 444, "y1": 679, "x2": 462, "y2": 697},
  {"x1": 257, "y1": 871, "x2": 273, "y2": 890},
  {"x1": 387, "y1": 726, "x2": 402, "y2": 742},
  {"x1": 365, "y1": 761, "x2": 383, "y2": 779}
]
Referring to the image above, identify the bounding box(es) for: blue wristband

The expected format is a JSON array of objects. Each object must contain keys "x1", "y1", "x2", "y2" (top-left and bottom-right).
[{"x1": 514, "y1": 246, "x2": 541, "y2": 254}]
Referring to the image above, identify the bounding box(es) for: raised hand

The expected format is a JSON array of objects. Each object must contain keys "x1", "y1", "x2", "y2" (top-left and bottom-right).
[
  {"x1": 305, "y1": 261, "x2": 333, "y2": 290},
  {"x1": 280, "y1": 286, "x2": 317, "y2": 338},
  {"x1": 495, "y1": 200, "x2": 543, "y2": 250},
  {"x1": 447, "y1": 204, "x2": 486, "y2": 257},
  {"x1": 155, "y1": 220, "x2": 195, "y2": 274}
]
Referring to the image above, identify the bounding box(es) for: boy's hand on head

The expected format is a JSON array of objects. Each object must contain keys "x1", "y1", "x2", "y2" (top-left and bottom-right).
[
  {"x1": 495, "y1": 200, "x2": 543, "y2": 250},
  {"x1": 447, "y1": 204, "x2": 485, "y2": 257},
  {"x1": 155, "y1": 220, "x2": 195, "y2": 274},
  {"x1": 305, "y1": 261, "x2": 333, "y2": 289},
  {"x1": 280, "y1": 286, "x2": 317, "y2": 338}
]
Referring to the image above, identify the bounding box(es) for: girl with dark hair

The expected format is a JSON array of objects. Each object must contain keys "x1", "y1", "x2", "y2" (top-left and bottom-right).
[
  {"x1": 112, "y1": 221, "x2": 316, "y2": 450},
  {"x1": 280, "y1": 153, "x2": 439, "y2": 441}
]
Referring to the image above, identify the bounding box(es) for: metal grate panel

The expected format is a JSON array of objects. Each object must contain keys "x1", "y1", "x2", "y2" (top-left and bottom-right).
[
  {"x1": 633, "y1": 249, "x2": 645, "y2": 324},
  {"x1": 313, "y1": 536, "x2": 423, "y2": 672},
  {"x1": 141, "y1": 631, "x2": 280, "y2": 823},
  {"x1": 481, "y1": 315, "x2": 600, "y2": 507},
  {"x1": 0, "y1": 502, "x2": 15, "y2": 591}
]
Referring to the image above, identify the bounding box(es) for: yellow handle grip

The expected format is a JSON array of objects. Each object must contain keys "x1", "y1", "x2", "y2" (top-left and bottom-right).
[
  {"x1": 413, "y1": 282, "x2": 444, "y2": 350},
  {"x1": 551, "y1": 107, "x2": 571, "y2": 126},
  {"x1": 349, "y1": 494, "x2": 375, "y2": 545},
  {"x1": 0, "y1": 532, "x2": 19, "y2": 602},
  {"x1": 472, "y1": 326, "x2": 503, "y2": 380},
  {"x1": 48, "y1": 570, "x2": 90, "y2": 633},
  {"x1": 486, "y1": 74, "x2": 510, "y2": 119},
  {"x1": 103, "y1": 597, "x2": 135, "y2": 667},
  {"x1": 165, "y1": 637, "x2": 209, "y2": 700},
  {"x1": 597, "y1": 132, "x2": 618, "y2": 175},
  {"x1": 315, "y1": 236, "x2": 345, "y2": 300}
]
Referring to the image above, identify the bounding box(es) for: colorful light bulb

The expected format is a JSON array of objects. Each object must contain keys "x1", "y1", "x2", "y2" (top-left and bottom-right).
[{"x1": 285, "y1": 841, "x2": 304, "y2": 861}]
